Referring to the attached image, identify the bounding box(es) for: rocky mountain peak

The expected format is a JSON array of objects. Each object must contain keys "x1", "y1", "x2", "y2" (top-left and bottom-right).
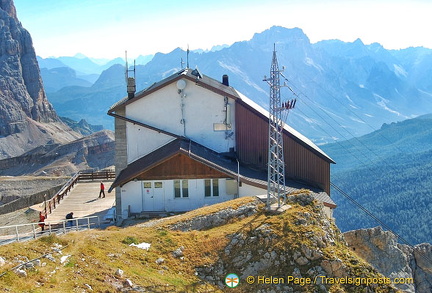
[
  {"x1": 0, "y1": 0, "x2": 17, "y2": 20},
  {"x1": 0, "y1": 0, "x2": 81, "y2": 159},
  {"x1": 1, "y1": 0, "x2": 58, "y2": 126}
]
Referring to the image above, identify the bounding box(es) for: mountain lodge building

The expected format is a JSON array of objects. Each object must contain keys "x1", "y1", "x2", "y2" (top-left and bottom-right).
[{"x1": 107, "y1": 68, "x2": 336, "y2": 222}]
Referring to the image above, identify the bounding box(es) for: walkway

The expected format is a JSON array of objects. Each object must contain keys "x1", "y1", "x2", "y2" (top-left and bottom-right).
[{"x1": 35, "y1": 181, "x2": 115, "y2": 224}]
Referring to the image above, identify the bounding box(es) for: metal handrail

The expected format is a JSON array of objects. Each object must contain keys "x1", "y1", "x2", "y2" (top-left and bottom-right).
[{"x1": 0, "y1": 216, "x2": 102, "y2": 246}]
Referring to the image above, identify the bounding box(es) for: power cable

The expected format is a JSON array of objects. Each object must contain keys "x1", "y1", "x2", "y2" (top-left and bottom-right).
[
  {"x1": 288, "y1": 62, "x2": 411, "y2": 156},
  {"x1": 279, "y1": 71, "x2": 429, "y2": 247},
  {"x1": 331, "y1": 182, "x2": 432, "y2": 265}
]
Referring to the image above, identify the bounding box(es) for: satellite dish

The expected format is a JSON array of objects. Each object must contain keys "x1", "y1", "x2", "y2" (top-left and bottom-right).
[{"x1": 176, "y1": 79, "x2": 187, "y2": 90}]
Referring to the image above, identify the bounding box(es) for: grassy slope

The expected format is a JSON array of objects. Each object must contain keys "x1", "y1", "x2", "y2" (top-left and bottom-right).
[{"x1": 0, "y1": 197, "x2": 399, "y2": 292}]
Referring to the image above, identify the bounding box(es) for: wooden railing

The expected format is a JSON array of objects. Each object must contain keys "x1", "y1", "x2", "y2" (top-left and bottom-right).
[
  {"x1": 77, "y1": 170, "x2": 115, "y2": 181},
  {"x1": 43, "y1": 170, "x2": 115, "y2": 217}
]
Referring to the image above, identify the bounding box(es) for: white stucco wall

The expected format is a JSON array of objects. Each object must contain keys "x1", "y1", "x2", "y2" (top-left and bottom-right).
[
  {"x1": 125, "y1": 79, "x2": 236, "y2": 163},
  {"x1": 119, "y1": 181, "x2": 143, "y2": 218},
  {"x1": 126, "y1": 126, "x2": 174, "y2": 164},
  {"x1": 120, "y1": 178, "x2": 268, "y2": 214},
  {"x1": 238, "y1": 183, "x2": 267, "y2": 198}
]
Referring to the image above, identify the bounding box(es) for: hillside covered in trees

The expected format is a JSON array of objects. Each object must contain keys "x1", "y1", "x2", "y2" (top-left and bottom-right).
[{"x1": 322, "y1": 114, "x2": 432, "y2": 244}]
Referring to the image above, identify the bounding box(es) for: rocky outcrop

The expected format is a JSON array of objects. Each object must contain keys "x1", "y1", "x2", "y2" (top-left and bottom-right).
[
  {"x1": 168, "y1": 197, "x2": 398, "y2": 292},
  {"x1": 0, "y1": 0, "x2": 81, "y2": 159},
  {"x1": 168, "y1": 200, "x2": 259, "y2": 231},
  {"x1": 344, "y1": 226, "x2": 432, "y2": 293}
]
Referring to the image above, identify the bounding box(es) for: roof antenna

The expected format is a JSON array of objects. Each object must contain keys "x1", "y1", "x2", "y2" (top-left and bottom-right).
[
  {"x1": 186, "y1": 44, "x2": 190, "y2": 69},
  {"x1": 125, "y1": 50, "x2": 136, "y2": 99}
]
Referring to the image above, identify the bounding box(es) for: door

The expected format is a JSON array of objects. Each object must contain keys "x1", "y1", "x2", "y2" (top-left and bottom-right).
[
  {"x1": 142, "y1": 181, "x2": 165, "y2": 211},
  {"x1": 142, "y1": 182, "x2": 154, "y2": 211},
  {"x1": 153, "y1": 181, "x2": 165, "y2": 211}
]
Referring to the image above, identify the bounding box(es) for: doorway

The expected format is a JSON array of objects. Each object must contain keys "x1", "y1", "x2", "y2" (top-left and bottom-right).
[{"x1": 142, "y1": 181, "x2": 165, "y2": 211}]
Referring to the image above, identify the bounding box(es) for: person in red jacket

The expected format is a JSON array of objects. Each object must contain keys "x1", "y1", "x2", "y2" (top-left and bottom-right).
[
  {"x1": 38, "y1": 211, "x2": 45, "y2": 231},
  {"x1": 99, "y1": 181, "x2": 105, "y2": 198}
]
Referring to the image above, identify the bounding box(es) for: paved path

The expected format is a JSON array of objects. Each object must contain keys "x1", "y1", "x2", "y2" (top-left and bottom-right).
[{"x1": 41, "y1": 181, "x2": 115, "y2": 223}]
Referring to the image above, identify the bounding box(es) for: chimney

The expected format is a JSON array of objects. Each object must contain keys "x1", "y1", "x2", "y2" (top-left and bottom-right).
[
  {"x1": 127, "y1": 77, "x2": 136, "y2": 99},
  {"x1": 222, "y1": 74, "x2": 229, "y2": 86}
]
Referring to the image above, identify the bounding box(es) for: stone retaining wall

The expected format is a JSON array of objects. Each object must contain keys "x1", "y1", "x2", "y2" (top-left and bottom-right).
[{"x1": 0, "y1": 184, "x2": 63, "y2": 215}]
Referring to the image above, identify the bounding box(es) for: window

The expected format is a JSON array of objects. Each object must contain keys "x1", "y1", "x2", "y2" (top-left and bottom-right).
[
  {"x1": 143, "y1": 182, "x2": 151, "y2": 188},
  {"x1": 182, "y1": 180, "x2": 189, "y2": 197},
  {"x1": 204, "y1": 179, "x2": 219, "y2": 197},
  {"x1": 154, "y1": 182, "x2": 163, "y2": 188},
  {"x1": 205, "y1": 179, "x2": 211, "y2": 197},
  {"x1": 213, "y1": 179, "x2": 219, "y2": 196},
  {"x1": 174, "y1": 180, "x2": 180, "y2": 198},
  {"x1": 174, "y1": 180, "x2": 189, "y2": 198}
]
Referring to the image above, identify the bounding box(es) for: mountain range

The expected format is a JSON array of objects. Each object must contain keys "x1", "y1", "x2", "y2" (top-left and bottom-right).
[{"x1": 38, "y1": 26, "x2": 432, "y2": 144}]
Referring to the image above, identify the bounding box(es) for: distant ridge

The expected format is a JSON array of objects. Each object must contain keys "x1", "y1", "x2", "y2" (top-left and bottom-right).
[{"x1": 40, "y1": 26, "x2": 432, "y2": 142}]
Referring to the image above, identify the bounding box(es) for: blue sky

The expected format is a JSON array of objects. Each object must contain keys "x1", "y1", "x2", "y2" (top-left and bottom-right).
[{"x1": 14, "y1": 0, "x2": 432, "y2": 59}]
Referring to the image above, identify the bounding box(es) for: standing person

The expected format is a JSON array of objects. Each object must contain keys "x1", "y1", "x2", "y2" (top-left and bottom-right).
[
  {"x1": 99, "y1": 181, "x2": 105, "y2": 198},
  {"x1": 38, "y1": 211, "x2": 45, "y2": 231}
]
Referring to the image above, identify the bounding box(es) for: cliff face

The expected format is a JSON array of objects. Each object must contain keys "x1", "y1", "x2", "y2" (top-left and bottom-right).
[
  {"x1": 344, "y1": 226, "x2": 432, "y2": 293},
  {"x1": 0, "y1": 0, "x2": 81, "y2": 158}
]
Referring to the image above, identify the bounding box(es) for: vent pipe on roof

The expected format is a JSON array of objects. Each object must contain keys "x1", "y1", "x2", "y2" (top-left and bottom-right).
[{"x1": 222, "y1": 74, "x2": 229, "y2": 86}]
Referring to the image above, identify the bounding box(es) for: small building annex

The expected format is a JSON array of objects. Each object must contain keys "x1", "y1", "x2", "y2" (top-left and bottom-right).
[{"x1": 108, "y1": 68, "x2": 336, "y2": 222}]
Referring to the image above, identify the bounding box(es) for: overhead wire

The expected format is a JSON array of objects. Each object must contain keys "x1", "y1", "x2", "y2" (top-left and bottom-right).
[
  {"x1": 280, "y1": 71, "x2": 417, "y2": 179},
  {"x1": 287, "y1": 62, "x2": 410, "y2": 158},
  {"x1": 331, "y1": 182, "x2": 432, "y2": 265},
  {"x1": 280, "y1": 75, "x2": 384, "y2": 173},
  {"x1": 277, "y1": 64, "x2": 428, "y2": 248},
  {"x1": 283, "y1": 76, "x2": 385, "y2": 164}
]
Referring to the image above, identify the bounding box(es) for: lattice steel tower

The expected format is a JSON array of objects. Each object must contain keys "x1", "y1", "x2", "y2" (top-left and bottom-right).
[{"x1": 264, "y1": 45, "x2": 295, "y2": 208}]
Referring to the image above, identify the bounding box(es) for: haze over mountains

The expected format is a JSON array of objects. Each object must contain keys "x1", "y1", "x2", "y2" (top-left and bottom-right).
[{"x1": 38, "y1": 26, "x2": 432, "y2": 144}]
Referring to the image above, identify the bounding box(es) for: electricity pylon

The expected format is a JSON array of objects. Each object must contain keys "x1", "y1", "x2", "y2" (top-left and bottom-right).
[{"x1": 264, "y1": 45, "x2": 296, "y2": 208}]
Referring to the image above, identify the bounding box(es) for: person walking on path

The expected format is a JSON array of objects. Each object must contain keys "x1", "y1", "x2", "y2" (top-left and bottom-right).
[
  {"x1": 99, "y1": 182, "x2": 106, "y2": 198},
  {"x1": 38, "y1": 211, "x2": 45, "y2": 231}
]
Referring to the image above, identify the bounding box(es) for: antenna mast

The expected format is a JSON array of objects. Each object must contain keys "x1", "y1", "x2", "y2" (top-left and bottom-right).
[
  {"x1": 186, "y1": 45, "x2": 190, "y2": 68},
  {"x1": 264, "y1": 45, "x2": 296, "y2": 209}
]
